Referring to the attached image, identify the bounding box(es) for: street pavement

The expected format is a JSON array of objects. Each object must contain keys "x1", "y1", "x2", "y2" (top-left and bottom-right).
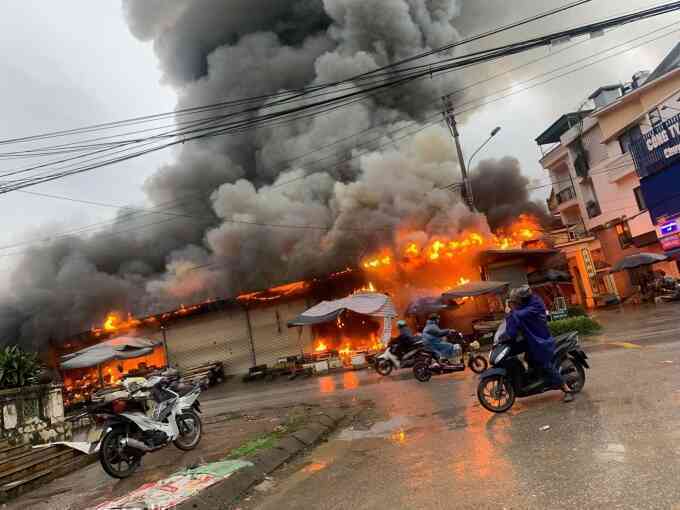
[
  {"x1": 8, "y1": 303, "x2": 680, "y2": 509},
  {"x1": 232, "y1": 303, "x2": 680, "y2": 510}
]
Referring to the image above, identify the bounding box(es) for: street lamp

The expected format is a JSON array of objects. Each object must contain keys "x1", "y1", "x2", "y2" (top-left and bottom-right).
[{"x1": 467, "y1": 126, "x2": 502, "y2": 172}]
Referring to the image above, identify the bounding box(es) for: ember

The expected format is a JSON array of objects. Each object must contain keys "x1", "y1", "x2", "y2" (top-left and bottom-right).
[{"x1": 237, "y1": 280, "x2": 310, "y2": 303}]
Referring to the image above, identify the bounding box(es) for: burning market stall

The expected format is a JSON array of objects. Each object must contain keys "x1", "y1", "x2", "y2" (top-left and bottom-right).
[
  {"x1": 288, "y1": 292, "x2": 397, "y2": 369},
  {"x1": 59, "y1": 336, "x2": 167, "y2": 408},
  {"x1": 438, "y1": 281, "x2": 510, "y2": 339}
]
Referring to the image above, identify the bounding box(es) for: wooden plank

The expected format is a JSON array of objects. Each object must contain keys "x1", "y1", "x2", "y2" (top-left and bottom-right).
[{"x1": 0, "y1": 450, "x2": 75, "y2": 486}]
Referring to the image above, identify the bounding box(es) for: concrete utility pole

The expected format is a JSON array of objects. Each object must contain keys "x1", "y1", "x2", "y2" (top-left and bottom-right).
[{"x1": 442, "y1": 95, "x2": 474, "y2": 210}]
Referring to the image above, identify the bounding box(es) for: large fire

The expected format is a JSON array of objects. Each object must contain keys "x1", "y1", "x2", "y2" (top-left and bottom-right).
[{"x1": 362, "y1": 214, "x2": 543, "y2": 272}]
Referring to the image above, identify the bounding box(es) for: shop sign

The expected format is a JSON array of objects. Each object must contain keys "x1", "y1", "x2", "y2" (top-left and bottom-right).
[
  {"x1": 631, "y1": 112, "x2": 680, "y2": 178},
  {"x1": 581, "y1": 248, "x2": 597, "y2": 278},
  {"x1": 660, "y1": 220, "x2": 679, "y2": 236},
  {"x1": 660, "y1": 232, "x2": 680, "y2": 251}
]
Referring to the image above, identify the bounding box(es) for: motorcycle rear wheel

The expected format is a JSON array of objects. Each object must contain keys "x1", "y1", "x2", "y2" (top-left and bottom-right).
[
  {"x1": 560, "y1": 358, "x2": 586, "y2": 393},
  {"x1": 468, "y1": 355, "x2": 488, "y2": 374},
  {"x1": 174, "y1": 410, "x2": 203, "y2": 451},
  {"x1": 413, "y1": 361, "x2": 432, "y2": 382},
  {"x1": 477, "y1": 375, "x2": 515, "y2": 413},
  {"x1": 375, "y1": 359, "x2": 394, "y2": 376},
  {"x1": 99, "y1": 427, "x2": 141, "y2": 479}
]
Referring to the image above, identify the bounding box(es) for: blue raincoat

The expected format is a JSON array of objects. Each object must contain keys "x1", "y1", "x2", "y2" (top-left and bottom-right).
[{"x1": 506, "y1": 294, "x2": 563, "y2": 386}]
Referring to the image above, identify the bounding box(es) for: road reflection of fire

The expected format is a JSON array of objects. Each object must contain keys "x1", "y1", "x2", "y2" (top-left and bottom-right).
[{"x1": 452, "y1": 405, "x2": 515, "y2": 482}]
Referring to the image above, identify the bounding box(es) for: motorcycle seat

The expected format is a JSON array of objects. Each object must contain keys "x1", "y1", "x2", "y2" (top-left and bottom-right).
[
  {"x1": 171, "y1": 382, "x2": 195, "y2": 396},
  {"x1": 554, "y1": 331, "x2": 578, "y2": 344}
]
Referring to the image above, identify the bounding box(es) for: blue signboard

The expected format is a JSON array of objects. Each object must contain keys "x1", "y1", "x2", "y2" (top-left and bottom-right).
[
  {"x1": 631, "y1": 112, "x2": 680, "y2": 179},
  {"x1": 640, "y1": 160, "x2": 680, "y2": 224}
]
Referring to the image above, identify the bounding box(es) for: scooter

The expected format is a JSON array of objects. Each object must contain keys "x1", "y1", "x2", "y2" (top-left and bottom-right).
[
  {"x1": 375, "y1": 336, "x2": 426, "y2": 376},
  {"x1": 412, "y1": 332, "x2": 488, "y2": 382},
  {"x1": 476, "y1": 319, "x2": 589, "y2": 413},
  {"x1": 87, "y1": 369, "x2": 203, "y2": 478}
]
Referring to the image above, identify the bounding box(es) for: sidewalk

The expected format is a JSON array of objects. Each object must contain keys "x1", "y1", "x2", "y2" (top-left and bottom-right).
[{"x1": 3, "y1": 403, "x2": 348, "y2": 510}]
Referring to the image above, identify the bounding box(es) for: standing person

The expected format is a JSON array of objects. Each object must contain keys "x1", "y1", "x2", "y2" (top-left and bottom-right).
[{"x1": 506, "y1": 286, "x2": 575, "y2": 403}]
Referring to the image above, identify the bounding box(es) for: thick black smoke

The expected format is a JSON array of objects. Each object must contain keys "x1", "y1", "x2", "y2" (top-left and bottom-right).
[
  {"x1": 0, "y1": 0, "x2": 545, "y2": 348},
  {"x1": 471, "y1": 157, "x2": 550, "y2": 230}
]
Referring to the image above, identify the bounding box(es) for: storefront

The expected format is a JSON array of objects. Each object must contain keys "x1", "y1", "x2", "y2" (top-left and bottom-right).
[{"x1": 631, "y1": 112, "x2": 680, "y2": 253}]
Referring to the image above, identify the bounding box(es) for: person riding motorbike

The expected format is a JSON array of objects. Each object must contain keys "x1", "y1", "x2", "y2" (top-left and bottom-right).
[
  {"x1": 388, "y1": 320, "x2": 417, "y2": 358},
  {"x1": 505, "y1": 286, "x2": 574, "y2": 403},
  {"x1": 422, "y1": 314, "x2": 459, "y2": 365}
]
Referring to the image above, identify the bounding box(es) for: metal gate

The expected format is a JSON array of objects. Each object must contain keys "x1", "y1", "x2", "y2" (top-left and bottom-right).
[
  {"x1": 249, "y1": 299, "x2": 311, "y2": 367},
  {"x1": 164, "y1": 308, "x2": 252, "y2": 374}
]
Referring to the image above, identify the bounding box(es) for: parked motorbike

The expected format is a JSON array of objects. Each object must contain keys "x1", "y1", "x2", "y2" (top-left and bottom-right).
[
  {"x1": 412, "y1": 332, "x2": 488, "y2": 382},
  {"x1": 87, "y1": 369, "x2": 203, "y2": 478},
  {"x1": 375, "y1": 336, "x2": 427, "y2": 376},
  {"x1": 476, "y1": 319, "x2": 589, "y2": 413}
]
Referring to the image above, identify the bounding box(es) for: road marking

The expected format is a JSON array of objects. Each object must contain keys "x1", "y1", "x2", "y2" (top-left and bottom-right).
[{"x1": 608, "y1": 342, "x2": 642, "y2": 349}]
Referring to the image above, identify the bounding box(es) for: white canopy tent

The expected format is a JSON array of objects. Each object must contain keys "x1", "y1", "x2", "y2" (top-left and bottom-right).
[
  {"x1": 60, "y1": 336, "x2": 163, "y2": 370},
  {"x1": 288, "y1": 292, "x2": 397, "y2": 345}
]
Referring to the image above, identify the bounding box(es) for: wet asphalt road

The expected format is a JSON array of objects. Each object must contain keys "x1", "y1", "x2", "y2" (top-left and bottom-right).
[{"x1": 231, "y1": 304, "x2": 680, "y2": 510}]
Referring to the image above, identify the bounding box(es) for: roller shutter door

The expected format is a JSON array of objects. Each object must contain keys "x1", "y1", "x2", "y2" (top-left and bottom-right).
[
  {"x1": 165, "y1": 309, "x2": 253, "y2": 375},
  {"x1": 249, "y1": 299, "x2": 312, "y2": 367}
]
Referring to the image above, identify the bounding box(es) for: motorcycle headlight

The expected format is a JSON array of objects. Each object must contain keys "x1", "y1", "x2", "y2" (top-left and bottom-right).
[{"x1": 491, "y1": 346, "x2": 510, "y2": 365}]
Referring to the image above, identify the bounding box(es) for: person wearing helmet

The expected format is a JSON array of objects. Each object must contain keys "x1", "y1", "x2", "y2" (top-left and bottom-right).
[
  {"x1": 389, "y1": 320, "x2": 415, "y2": 358},
  {"x1": 422, "y1": 313, "x2": 457, "y2": 363},
  {"x1": 506, "y1": 285, "x2": 574, "y2": 402}
]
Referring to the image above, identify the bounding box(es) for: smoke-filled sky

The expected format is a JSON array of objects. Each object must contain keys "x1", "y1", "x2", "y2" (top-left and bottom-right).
[{"x1": 0, "y1": 0, "x2": 678, "y2": 346}]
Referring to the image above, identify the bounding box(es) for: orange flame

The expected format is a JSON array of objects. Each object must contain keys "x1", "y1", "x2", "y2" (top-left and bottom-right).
[
  {"x1": 315, "y1": 341, "x2": 328, "y2": 352},
  {"x1": 362, "y1": 214, "x2": 542, "y2": 272}
]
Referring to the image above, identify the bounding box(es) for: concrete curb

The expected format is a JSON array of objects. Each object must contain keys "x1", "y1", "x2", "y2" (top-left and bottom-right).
[{"x1": 175, "y1": 407, "x2": 352, "y2": 510}]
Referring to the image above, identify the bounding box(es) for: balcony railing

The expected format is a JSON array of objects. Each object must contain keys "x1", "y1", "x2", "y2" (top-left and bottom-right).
[
  {"x1": 556, "y1": 186, "x2": 577, "y2": 205},
  {"x1": 550, "y1": 224, "x2": 591, "y2": 246}
]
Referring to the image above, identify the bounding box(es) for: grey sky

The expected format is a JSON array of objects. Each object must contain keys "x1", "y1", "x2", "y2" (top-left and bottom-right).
[
  {"x1": 0, "y1": 1, "x2": 175, "y2": 270},
  {"x1": 0, "y1": 0, "x2": 677, "y2": 279}
]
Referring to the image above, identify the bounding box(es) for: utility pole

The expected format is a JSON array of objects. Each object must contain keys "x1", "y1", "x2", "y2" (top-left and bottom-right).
[{"x1": 443, "y1": 95, "x2": 474, "y2": 210}]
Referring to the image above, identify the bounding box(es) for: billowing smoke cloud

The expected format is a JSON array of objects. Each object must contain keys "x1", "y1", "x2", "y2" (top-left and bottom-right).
[
  {"x1": 0, "y1": 0, "x2": 546, "y2": 348},
  {"x1": 471, "y1": 157, "x2": 551, "y2": 230}
]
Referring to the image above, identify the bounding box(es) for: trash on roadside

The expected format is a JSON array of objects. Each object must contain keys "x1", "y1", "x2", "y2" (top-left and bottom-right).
[
  {"x1": 540, "y1": 425, "x2": 551, "y2": 431},
  {"x1": 662, "y1": 360, "x2": 674, "y2": 364}
]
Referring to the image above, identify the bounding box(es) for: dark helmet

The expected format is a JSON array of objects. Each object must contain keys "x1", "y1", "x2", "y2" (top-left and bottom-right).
[
  {"x1": 397, "y1": 320, "x2": 408, "y2": 328},
  {"x1": 428, "y1": 313, "x2": 440, "y2": 323},
  {"x1": 509, "y1": 285, "x2": 532, "y2": 306}
]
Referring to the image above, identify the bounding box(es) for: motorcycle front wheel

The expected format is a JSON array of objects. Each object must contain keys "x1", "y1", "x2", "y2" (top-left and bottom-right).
[
  {"x1": 375, "y1": 359, "x2": 394, "y2": 376},
  {"x1": 99, "y1": 427, "x2": 141, "y2": 479},
  {"x1": 477, "y1": 375, "x2": 515, "y2": 413},
  {"x1": 468, "y1": 355, "x2": 488, "y2": 374},
  {"x1": 174, "y1": 410, "x2": 203, "y2": 451},
  {"x1": 413, "y1": 361, "x2": 432, "y2": 382}
]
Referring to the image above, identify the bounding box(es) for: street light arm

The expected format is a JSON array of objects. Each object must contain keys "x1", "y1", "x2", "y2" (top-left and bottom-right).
[{"x1": 467, "y1": 127, "x2": 501, "y2": 172}]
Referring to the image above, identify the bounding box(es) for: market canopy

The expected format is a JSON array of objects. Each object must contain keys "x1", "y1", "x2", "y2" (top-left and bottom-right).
[
  {"x1": 528, "y1": 269, "x2": 572, "y2": 285},
  {"x1": 441, "y1": 281, "x2": 510, "y2": 300},
  {"x1": 288, "y1": 292, "x2": 396, "y2": 327},
  {"x1": 610, "y1": 253, "x2": 668, "y2": 272},
  {"x1": 60, "y1": 336, "x2": 162, "y2": 370}
]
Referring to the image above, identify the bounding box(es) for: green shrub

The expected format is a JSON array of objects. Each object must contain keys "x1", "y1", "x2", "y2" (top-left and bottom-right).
[
  {"x1": 549, "y1": 316, "x2": 602, "y2": 337},
  {"x1": 0, "y1": 345, "x2": 42, "y2": 390},
  {"x1": 567, "y1": 306, "x2": 588, "y2": 318}
]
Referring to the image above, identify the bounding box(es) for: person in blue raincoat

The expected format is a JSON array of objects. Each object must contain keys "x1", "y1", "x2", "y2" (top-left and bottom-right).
[
  {"x1": 422, "y1": 314, "x2": 461, "y2": 364},
  {"x1": 506, "y1": 286, "x2": 574, "y2": 402}
]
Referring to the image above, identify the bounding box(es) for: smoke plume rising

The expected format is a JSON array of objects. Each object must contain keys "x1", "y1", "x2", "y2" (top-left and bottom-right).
[{"x1": 0, "y1": 0, "x2": 548, "y2": 348}]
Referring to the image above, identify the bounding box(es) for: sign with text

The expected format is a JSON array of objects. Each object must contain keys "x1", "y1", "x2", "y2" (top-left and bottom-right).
[
  {"x1": 631, "y1": 112, "x2": 680, "y2": 179},
  {"x1": 581, "y1": 248, "x2": 597, "y2": 279}
]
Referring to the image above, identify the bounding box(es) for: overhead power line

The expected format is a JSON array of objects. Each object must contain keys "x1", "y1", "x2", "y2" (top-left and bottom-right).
[
  {"x1": 2, "y1": 18, "x2": 677, "y2": 258},
  {"x1": 1, "y1": 1, "x2": 679, "y2": 195}
]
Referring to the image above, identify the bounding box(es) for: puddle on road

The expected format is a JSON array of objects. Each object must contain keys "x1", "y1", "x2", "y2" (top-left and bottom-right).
[{"x1": 338, "y1": 416, "x2": 412, "y2": 442}]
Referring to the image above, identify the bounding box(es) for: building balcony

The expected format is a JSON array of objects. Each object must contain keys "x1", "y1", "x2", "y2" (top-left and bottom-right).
[
  {"x1": 551, "y1": 186, "x2": 579, "y2": 214},
  {"x1": 550, "y1": 224, "x2": 595, "y2": 247}
]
